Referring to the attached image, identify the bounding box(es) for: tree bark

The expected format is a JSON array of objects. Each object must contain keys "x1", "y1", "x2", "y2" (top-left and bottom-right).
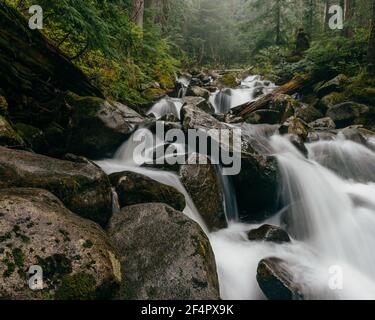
[
  {"x1": 132, "y1": 0, "x2": 145, "y2": 30},
  {"x1": 275, "y1": 0, "x2": 282, "y2": 44},
  {"x1": 368, "y1": 0, "x2": 375, "y2": 74},
  {"x1": 344, "y1": 0, "x2": 356, "y2": 37},
  {"x1": 323, "y1": 0, "x2": 331, "y2": 31}
]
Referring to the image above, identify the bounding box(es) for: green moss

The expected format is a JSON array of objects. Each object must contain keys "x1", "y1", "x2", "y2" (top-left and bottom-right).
[
  {"x1": 37, "y1": 254, "x2": 72, "y2": 279},
  {"x1": 55, "y1": 273, "x2": 96, "y2": 300},
  {"x1": 0, "y1": 232, "x2": 11, "y2": 243},
  {"x1": 14, "y1": 123, "x2": 45, "y2": 150},
  {"x1": 3, "y1": 261, "x2": 15, "y2": 278},
  {"x1": 0, "y1": 116, "x2": 25, "y2": 147},
  {"x1": 0, "y1": 96, "x2": 8, "y2": 116},
  {"x1": 82, "y1": 240, "x2": 93, "y2": 249},
  {"x1": 221, "y1": 73, "x2": 237, "y2": 87},
  {"x1": 142, "y1": 88, "x2": 166, "y2": 102},
  {"x1": 58, "y1": 229, "x2": 71, "y2": 242},
  {"x1": 12, "y1": 248, "x2": 25, "y2": 268}
]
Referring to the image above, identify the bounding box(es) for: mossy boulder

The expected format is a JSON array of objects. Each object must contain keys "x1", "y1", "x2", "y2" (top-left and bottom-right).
[
  {"x1": 268, "y1": 93, "x2": 301, "y2": 123},
  {"x1": 0, "y1": 116, "x2": 25, "y2": 148},
  {"x1": 295, "y1": 105, "x2": 323, "y2": 124},
  {"x1": 109, "y1": 171, "x2": 186, "y2": 211},
  {"x1": 257, "y1": 257, "x2": 304, "y2": 300},
  {"x1": 280, "y1": 117, "x2": 309, "y2": 141},
  {"x1": 309, "y1": 117, "x2": 336, "y2": 130},
  {"x1": 65, "y1": 93, "x2": 144, "y2": 159},
  {"x1": 0, "y1": 188, "x2": 121, "y2": 300},
  {"x1": 318, "y1": 92, "x2": 346, "y2": 113},
  {"x1": 14, "y1": 123, "x2": 46, "y2": 152},
  {"x1": 186, "y1": 86, "x2": 211, "y2": 100},
  {"x1": 0, "y1": 146, "x2": 112, "y2": 226},
  {"x1": 180, "y1": 154, "x2": 227, "y2": 231},
  {"x1": 108, "y1": 203, "x2": 220, "y2": 300},
  {"x1": 245, "y1": 109, "x2": 281, "y2": 125},
  {"x1": 182, "y1": 96, "x2": 214, "y2": 114},
  {"x1": 0, "y1": 96, "x2": 8, "y2": 116},
  {"x1": 314, "y1": 74, "x2": 348, "y2": 98},
  {"x1": 142, "y1": 88, "x2": 167, "y2": 102},
  {"x1": 220, "y1": 73, "x2": 238, "y2": 88},
  {"x1": 326, "y1": 101, "x2": 371, "y2": 128}
]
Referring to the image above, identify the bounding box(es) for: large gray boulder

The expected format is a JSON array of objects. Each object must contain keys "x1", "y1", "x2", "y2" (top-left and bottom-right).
[
  {"x1": 0, "y1": 188, "x2": 121, "y2": 300},
  {"x1": 0, "y1": 147, "x2": 112, "y2": 226},
  {"x1": 65, "y1": 93, "x2": 144, "y2": 158},
  {"x1": 326, "y1": 101, "x2": 370, "y2": 129},
  {"x1": 181, "y1": 104, "x2": 280, "y2": 222},
  {"x1": 107, "y1": 203, "x2": 220, "y2": 300},
  {"x1": 109, "y1": 171, "x2": 186, "y2": 211},
  {"x1": 180, "y1": 154, "x2": 227, "y2": 231},
  {"x1": 182, "y1": 96, "x2": 214, "y2": 114}
]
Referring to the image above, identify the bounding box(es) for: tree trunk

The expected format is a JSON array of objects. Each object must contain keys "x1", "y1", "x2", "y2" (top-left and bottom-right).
[
  {"x1": 307, "y1": 0, "x2": 314, "y2": 36},
  {"x1": 344, "y1": 0, "x2": 356, "y2": 37},
  {"x1": 368, "y1": 0, "x2": 375, "y2": 74},
  {"x1": 275, "y1": 0, "x2": 282, "y2": 44},
  {"x1": 132, "y1": 0, "x2": 144, "y2": 30},
  {"x1": 323, "y1": 0, "x2": 331, "y2": 31}
]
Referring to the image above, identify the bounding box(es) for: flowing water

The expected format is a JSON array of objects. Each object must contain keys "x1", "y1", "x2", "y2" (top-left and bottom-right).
[
  {"x1": 209, "y1": 75, "x2": 276, "y2": 114},
  {"x1": 96, "y1": 76, "x2": 375, "y2": 300}
]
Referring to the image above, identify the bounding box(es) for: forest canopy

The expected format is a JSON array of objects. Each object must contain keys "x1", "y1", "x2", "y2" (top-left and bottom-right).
[{"x1": 5, "y1": 0, "x2": 375, "y2": 105}]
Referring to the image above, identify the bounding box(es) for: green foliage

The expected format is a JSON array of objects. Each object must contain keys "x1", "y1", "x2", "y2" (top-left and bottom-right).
[{"x1": 6, "y1": 0, "x2": 178, "y2": 107}]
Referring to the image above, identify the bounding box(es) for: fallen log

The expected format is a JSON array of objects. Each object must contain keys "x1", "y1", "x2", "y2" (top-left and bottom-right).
[{"x1": 231, "y1": 74, "x2": 315, "y2": 119}]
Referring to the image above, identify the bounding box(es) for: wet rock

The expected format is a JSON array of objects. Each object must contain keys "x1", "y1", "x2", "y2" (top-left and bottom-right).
[
  {"x1": 187, "y1": 86, "x2": 211, "y2": 100},
  {"x1": 295, "y1": 105, "x2": 323, "y2": 123},
  {"x1": 314, "y1": 74, "x2": 347, "y2": 98},
  {"x1": 309, "y1": 117, "x2": 336, "y2": 130},
  {"x1": 0, "y1": 116, "x2": 25, "y2": 148},
  {"x1": 159, "y1": 113, "x2": 179, "y2": 123},
  {"x1": 109, "y1": 171, "x2": 186, "y2": 211},
  {"x1": 65, "y1": 93, "x2": 144, "y2": 158},
  {"x1": 339, "y1": 126, "x2": 368, "y2": 145},
  {"x1": 14, "y1": 123, "x2": 46, "y2": 152},
  {"x1": 317, "y1": 92, "x2": 346, "y2": 113},
  {"x1": 288, "y1": 134, "x2": 308, "y2": 157},
  {"x1": 0, "y1": 147, "x2": 112, "y2": 226},
  {"x1": 181, "y1": 104, "x2": 280, "y2": 222},
  {"x1": 142, "y1": 87, "x2": 167, "y2": 102},
  {"x1": 245, "y1": 110, "x2": 281, "y2": 125},
  {"x1": 326, "y1": 101, "x2": 370, "y2": 129},
  {"x1": 0, "y1": 188, "x2": 121, "y2": 300},
  {"x1": 269, "y1": 93, "x2": 301, "y2": 123},
  {"x1": 108, "y1": 203, "x2": 220, "y2": 300},
  {"x1": 248, "y1": 224, "x2": 291, "y2": 243},
  {"x1": 182, "y1": 96, "x2": 214, "y2": 114},
  {"x1": 0, "y1": 96, "x2": 8, "y2": 116},
  {"x1": 280, "y1": 117, "x2": 309, "y2": 141},
  {"x1": 180, "y1": 154, "x2": 227, "y2": 231},
  {"x1": 257, "y1": 257, "x2": 304, "y2": 300}
]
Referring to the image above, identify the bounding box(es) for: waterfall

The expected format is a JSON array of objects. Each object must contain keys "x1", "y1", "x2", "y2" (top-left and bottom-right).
[
  {"x1": 210, "y1": 134, "x2": 375, "y2": 300},
  {"x1": 210, "y1": 75, "x2": 276, "y2": 114},
  {"x1": 147, "y1": 97, "x2": 183, "y2": 120},
  {"x1": 96, "y1": 74, "x2": 375, "y2": 300}
]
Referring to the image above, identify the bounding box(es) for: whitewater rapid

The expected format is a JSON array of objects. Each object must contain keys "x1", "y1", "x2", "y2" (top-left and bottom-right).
[{"x1": 95, "y1": 75, "x2": 375, "y2": 300}]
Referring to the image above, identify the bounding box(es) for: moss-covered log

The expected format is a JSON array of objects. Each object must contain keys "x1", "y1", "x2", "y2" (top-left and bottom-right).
[{"x1": 0, "y1": 3, "x2": 102, "y2": 122}]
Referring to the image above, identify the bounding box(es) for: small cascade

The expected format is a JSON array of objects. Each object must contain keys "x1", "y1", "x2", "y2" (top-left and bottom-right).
[
  {"x1": 147, "y1": 97, "x2": 183, "y2": 120},
  {"x1": 111, "y1": 187, "x2": 120, "y2": 215},
  {"x1": 210, "y1": 75, "x2": 276, "y2": 114},
  {"x1": 176, "y1": 75, "x2": 191, "y2": 98}
]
